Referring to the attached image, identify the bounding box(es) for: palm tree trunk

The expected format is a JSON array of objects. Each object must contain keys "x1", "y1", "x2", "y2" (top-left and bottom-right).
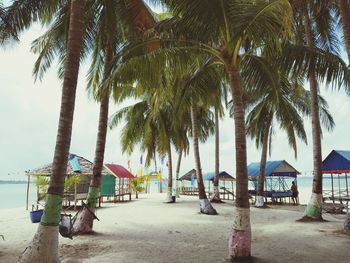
[
  {"x1": 175, "y1": 150, "x2": 183, "y2": 198},
  {"x1": 301, "y1": 4, "x2": 323, "y2": 220},
  {"x1": 190, "y1": 104, "x2": 217, "y2": 215},
  {"x1": 72, "y1": 43, "x2": 113, "y2": 234},
  {"x1": 211, "y1": 107, "x2": 223, "y2": 203},
  {"x1": 18, "y1": 1, "x2": 85, "y2": 262},
  {"x1": 255, "y1": 116, "x2": 272, "y2": 208},
  {"x1": 166, "y1": 140, "x2": 174, "y2": 203},
  {"x1": 337, "y1": 0, "x2": 350, "y2": 231},
  {"x1": 228, "y1": 68, "x2": 251, "y2": 259},
  {"x1": 338, "y1": 0, "x2": 350, "y2": 63}
]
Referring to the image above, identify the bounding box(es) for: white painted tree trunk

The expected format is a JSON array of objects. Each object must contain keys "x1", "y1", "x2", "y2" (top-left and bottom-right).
[
  {"x1": 73, "y1": 208, "x2": 96, "y2": 234},
  {"x1": 199, "y1": 199, "x2": 217, "y2": 215},
  {"x1": 255, "y1": 195, "x2": 264, "y2": 207},
  {"x1": 305, "y1": 193, "x2": 323, "y2": 218},
  {"x1": 211, "y1": 185, "x2": 222, "y2": 202},
  {"x1": 18, "y1": 225, "x2": 59, "y2": 263},
  {"x1": 228, "y1": 207, "x2": 251, "y2": 258},
  {"x1": 166, "y1": 187, "x2": 173, "y2": 203},
  {"x1": 175, "y1": 179, "x2": 180, "y2": 198}
]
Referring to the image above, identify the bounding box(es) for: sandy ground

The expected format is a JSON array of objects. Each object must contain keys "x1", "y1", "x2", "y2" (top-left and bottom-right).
[{"x1": 0, "y1": 193, "x2": 349, "y2": 263}]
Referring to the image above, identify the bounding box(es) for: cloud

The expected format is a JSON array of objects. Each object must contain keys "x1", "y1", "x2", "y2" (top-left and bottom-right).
[{"x1": 1, "y1": 25, "x2": 350, "y2": 182}]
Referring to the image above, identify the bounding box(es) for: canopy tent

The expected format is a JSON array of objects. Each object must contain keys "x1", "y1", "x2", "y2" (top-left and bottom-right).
[
  {"x1": 321, "y1": 150, "x2": 350, "y2": 211},
  {"x1": 321, "y1": 150, "x2": 350, "y2": 174},
  {"x1": 179, "y1": 169, "x2": 196, "y2": 181},
  {"x1": 247, "y1": 160, "x2": 300, "y2": 204},
  {"x1": 247, "y1": 160, "x2": 300, "y2": 179},
  {"x1": 202, "y1": 171, "x2": 235, "y2": 181},
  {"x1": 26, "y1": 154, "x2": 108, "y2": 210},
  {"x1": 101, "y1": 164, "x2": 135, "y2": 201}
]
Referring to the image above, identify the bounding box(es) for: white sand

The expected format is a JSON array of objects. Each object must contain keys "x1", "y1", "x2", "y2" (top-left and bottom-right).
[{"x1": 0, "y1": 194, "x2": 349, "y2": 263}]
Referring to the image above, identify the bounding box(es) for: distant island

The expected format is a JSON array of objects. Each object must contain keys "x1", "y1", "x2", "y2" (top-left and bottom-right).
[{"x1": 0, "y1": 180, "x2": 27, "y2": 184}]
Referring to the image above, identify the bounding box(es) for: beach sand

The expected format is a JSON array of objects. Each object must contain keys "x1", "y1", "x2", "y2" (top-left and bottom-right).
[{"x1": 0, "y1": 193, "x2": 349, "y2": 263}]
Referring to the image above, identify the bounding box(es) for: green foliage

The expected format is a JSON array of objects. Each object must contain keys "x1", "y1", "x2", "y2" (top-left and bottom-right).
[
  {"x1": 34, "y1": 175, "x2": 49, "y2": 201},
  {"x1": 130, "y1": 178, "x2": 144, "y2": 193},
  {"x1": 64, "y1": 175, "x2": 83, "y2": 192}
]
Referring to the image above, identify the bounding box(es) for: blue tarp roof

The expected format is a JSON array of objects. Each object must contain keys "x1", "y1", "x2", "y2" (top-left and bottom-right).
[
  {"x1": 68, "y1": 154, "x2": 81, "y2": 173},
  {"x1": 203, "y1": 171, "x2": 235, "y2": 181},
  {"x1": 179, "y1": 170, "x2": 235, "y2": 181},
  {"x1": 247, "y1": 160, "x2": 299, "y2": 178},
  {"x1": 321, "y1": 150, "x2": 350, "y2": 173}
]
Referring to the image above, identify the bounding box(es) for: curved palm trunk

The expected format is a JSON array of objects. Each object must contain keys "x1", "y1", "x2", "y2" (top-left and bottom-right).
[
  {"x1": 18, "y1": 1, "x2": 85, "y2": 262},
  {"x1": 338, "y1": 0, "x2": 350, "y2": 230},
  {"x1": 338, "y1": 0, "x2": 350, "y2": 63},
  {"x1": 191, "y1": 104, "x2": 217, "y2": 215},
  {"x1": 211, "y1": 107, "x2": 223, "y2": 203},
  {"x1": 255, "y1": 116, "x2": 272, "y2": 208},
  {"x1": 301, "y1": 4, "x2": 323, "y2": 220},
  {"x1": 228, "y1": 68, "x2": 251, "y2": 259},
  {"x1": 166, "y1": 140, "x2": 174, "y2": 203},
  {"x1": 175, "y1": 150, "x2": 183, "y2": 198},
  {"x1": 73, "y1": 44, "x2": 113, "y2": 234}
]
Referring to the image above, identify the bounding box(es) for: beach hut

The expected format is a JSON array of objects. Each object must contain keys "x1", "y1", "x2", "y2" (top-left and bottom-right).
[
  {"x1": 247, "y1": 160, "x2": 300, "y2": 204},
  {"x1": 26, "y1": 154, "x2": 108, "y2": 210},
  {"x1": 321, "y1": 150, "x2": 350, "y2": 212},
  {"x1": 203, "y1": 171, "x2": 235, "y2": 200},
  {"x1": 102, "y1": 164, "x2": 135, "y2": 202},
  {"x1": 179, "y1": 169, "x2": 197, "y2": 195}
]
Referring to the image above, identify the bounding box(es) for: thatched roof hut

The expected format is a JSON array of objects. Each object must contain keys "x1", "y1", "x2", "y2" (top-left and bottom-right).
[
  {"x1": 26, "y1": 154, "x2": 109, "y2": 208},
  {"x1": 28, "y1": 154, "x2": 109, "y2": 176}
]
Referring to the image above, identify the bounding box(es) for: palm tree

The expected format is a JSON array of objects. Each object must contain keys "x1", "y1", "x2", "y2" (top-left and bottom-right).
[
  {"x1": 292, "y1": 1, "x2": 336, "y2": 220},
  {"x1": 338, "y1": 0, "x2": 350, "y2": 63},
  {"x1": 210, "y1": 88, "x2": 227, "y2": 203},
  {"x1": 109, "y1": 0, "x2": 349, "y2": 257},
  {"x1": 244, "y1": 69, "x2": 335, "y2": 207},
  {"x1": 152, "y1": 0, "x2": 293, "y2": 257},
  {"x1": 109, "y1": 86, "x2": 177, "y2": 203},
  {"x1": 190, "y1": 103, "x2": 218, "y2": 214},
  {"x1": 18, "y1": 1, "x2": 85, "y2": 262},
  {"x1": 30, "y1": 0, "x2": 158, "y2": 233}
]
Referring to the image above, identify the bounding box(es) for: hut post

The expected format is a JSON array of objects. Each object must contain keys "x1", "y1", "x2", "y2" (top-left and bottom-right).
[
  {"x1": 346, "y1": 173, "x2": 349, "y2": 197},
  {"x1": 74, "y1": 181, "x2": 77, "y2": 210},
  {"x1": 331, "y1": 173, "x2": 334, "y2": 204},
  {"x1": 231, "y1": 181, "x2": 234, "y2": 200},
  {"x1": 26, "y1": 173, "x2": 30, "y2": 211},
  {"x1": 338, "y1": 173, "x2": 341, "y2": 200}
]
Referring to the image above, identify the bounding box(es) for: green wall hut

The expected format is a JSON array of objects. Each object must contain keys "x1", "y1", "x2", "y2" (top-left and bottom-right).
[{"x1": 26, "y1": 153, "x2": 108, "y2": 210}]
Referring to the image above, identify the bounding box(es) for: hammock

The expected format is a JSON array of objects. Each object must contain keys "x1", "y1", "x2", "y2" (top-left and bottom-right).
[{"x1": 59, "y1": 201, "x2": 99, "y2": 239}]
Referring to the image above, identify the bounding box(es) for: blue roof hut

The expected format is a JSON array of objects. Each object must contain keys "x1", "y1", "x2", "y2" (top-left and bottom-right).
[
  {"x1": 321, "y1": 150, "x2": 350, "y2": 211},
  {"x1": 247, "y1": 160, "x2": 300, "y2": 203}
]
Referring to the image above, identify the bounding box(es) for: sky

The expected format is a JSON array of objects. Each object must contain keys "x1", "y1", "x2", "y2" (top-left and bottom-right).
[{"x1": 1, "y1": 9, "x2": 350, "y2": 181}]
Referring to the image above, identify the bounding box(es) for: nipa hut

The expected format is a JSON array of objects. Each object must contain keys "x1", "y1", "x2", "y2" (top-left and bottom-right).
[
  {"x1": 247, "y1": 160, "x2": 300, "y2": 204},
  {"x1": 321, "y1": 150, "x2": 350, "y2": 213},
  {"x1": 26, "y1": 153, "x2": 108, "y2": 210},
  {"x1": 102, "y1": 163, "x2": 135, "y2": 202}
]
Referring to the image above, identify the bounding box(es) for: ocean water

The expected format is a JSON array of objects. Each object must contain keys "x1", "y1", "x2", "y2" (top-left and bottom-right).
[
  {"x1": 0, "y1": 183, "x2": 37, "y2": 210},
  {"x1": 0, "y1": 176, "x2": 348, "y2": 209}
]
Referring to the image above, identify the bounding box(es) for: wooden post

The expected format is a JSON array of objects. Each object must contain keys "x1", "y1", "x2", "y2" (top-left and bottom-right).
[
  {"x1": 26, "y1": 174, "x2": 30, "y2": 211},
  {"x1": 74, "y1": 182, "x2": 77, "y2": 210},
  {"x1": 346, "y1": 173, "x2": 349, "y2": 197},
  {"x1": 331, "y1": 173, "x2": 334, "y2": 204},
  {"x1": 338, "y1": 173, "x2": 341, "y2": 200}
]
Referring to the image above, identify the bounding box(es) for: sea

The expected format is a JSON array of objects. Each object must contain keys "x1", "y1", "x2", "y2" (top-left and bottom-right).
[{"x1": 0, "y1": 176, "x2": 348, "y2": 209}]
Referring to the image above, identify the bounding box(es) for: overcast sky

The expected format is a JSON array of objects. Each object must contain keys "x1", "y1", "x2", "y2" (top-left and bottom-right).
[{"x1": 1, "y1": 16, "x2": 350, "y2": 181}]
